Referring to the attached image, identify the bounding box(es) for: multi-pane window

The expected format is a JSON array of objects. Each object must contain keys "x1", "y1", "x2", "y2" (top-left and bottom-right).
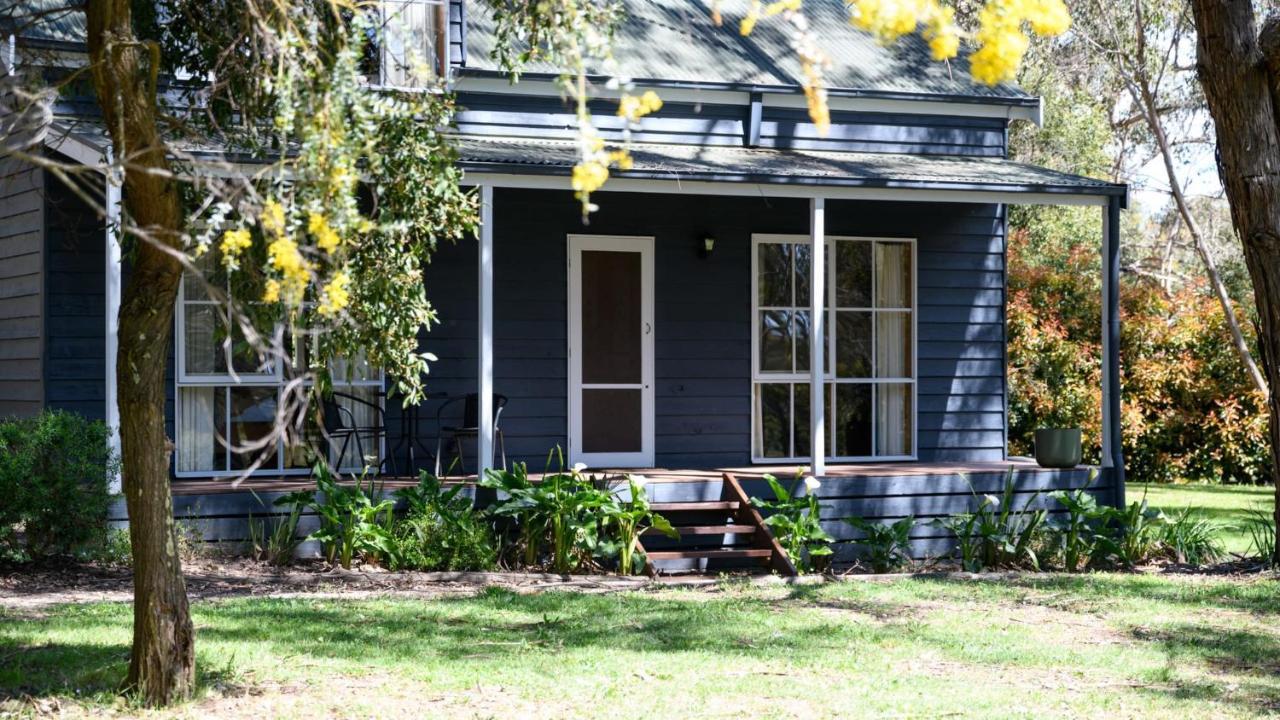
[
  {"x1": 368, "y1": 0, "x2": 444, "y2": 87},
  {"x1": 174, "y1": 267, "x2": 383, "y2": 477},
  {"x1": 752, "y1": 235, "x2": 915, "y2": 462}
]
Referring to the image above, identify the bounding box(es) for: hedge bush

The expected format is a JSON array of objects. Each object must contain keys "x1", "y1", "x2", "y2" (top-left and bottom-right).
[{"x1": 0, "y1": 410, "x2": 118, "y2": 561}]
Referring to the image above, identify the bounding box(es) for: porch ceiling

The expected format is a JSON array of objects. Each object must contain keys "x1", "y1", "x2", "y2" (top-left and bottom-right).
[{"x1": 453, "y1": 135, "x2": 1128, "y2": 204}]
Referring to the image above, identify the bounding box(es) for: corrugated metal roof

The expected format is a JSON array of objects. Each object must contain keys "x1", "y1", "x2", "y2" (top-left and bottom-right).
[
  {"x1": 463, "y1": 0, "x2": 1029, "y2": 100},
  {"x1": 453, "y1": 135, "x2": 1124, "y2": 197},
  {"x1": 1, "y1": 0, "x2": 85, "y2": 47}
]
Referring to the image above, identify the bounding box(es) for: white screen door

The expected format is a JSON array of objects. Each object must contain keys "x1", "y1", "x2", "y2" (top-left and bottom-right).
[{"x1": 568, "y1": 235, "x2": 655, "y2": 467}]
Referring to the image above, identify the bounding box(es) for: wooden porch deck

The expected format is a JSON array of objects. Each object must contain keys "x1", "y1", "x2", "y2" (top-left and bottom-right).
[{"x1": 169, "y1": 458, "x2": 1060, "y2": 495}]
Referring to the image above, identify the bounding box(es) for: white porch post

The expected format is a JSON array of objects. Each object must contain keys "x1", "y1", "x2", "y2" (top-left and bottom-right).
[
  {"x1": 104, "y1": 151, "x2": 122, "y2": 493},
  {"x1": 809, "y1": 197, "x2": 826, "y2": 476},
  {"x1": 477, "y1": 184, "x2": 495, "y2": 477}
]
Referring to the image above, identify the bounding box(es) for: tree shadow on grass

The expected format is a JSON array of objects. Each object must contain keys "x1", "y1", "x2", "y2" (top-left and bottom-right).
[
  {"x1": 194, "y1": 586, "x2": 883, "y2": 664},
  {"x1": 1132, "y1": 623, "x2": 1280, "y2": 713}
]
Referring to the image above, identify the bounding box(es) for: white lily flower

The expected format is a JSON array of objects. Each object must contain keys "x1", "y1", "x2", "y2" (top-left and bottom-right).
[
  {"x1": 631, "y1": 474, "x2": 648, "y2": 488},
  {"x1": 572, "y1": 462, "x2": 588, "y2": 474},
  {"x1": 983, "y1": 494, "x2": 1001, "y2": 508},
  {"x1": 803, "y1": 476, "x2": 821, "y2": 491}
]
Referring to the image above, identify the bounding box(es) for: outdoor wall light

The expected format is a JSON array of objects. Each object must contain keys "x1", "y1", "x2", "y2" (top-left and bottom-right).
[{"x1": 700, "y1": 235, "x2": 716, "y2": 258}]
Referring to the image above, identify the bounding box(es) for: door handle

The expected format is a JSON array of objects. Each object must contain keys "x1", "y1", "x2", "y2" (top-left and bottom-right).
[{"x1": 644, "y1": 322, "x2": 652, "y2": 335}]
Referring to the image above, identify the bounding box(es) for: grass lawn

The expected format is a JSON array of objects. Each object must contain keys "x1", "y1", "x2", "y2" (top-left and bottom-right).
[
  {"x1": 1132, "y1": 482, "x2": 1273, "y2": 556},
  {"x1": 4, "y1": 573, "x2": 1280, "y2": 718}
]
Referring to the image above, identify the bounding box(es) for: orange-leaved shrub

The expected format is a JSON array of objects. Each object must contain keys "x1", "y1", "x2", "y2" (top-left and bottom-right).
[{"x1": 1007, "y1": 230, "x2": 1270, "y2": 484}]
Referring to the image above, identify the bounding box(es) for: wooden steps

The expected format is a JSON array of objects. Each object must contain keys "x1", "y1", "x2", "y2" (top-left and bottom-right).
[{"x1": 639, "y1": 473, "x2": 797, "y2": 577}]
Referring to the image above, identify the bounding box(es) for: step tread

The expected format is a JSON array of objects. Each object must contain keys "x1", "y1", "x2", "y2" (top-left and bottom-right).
[
  {"x1": 649, "y1": 501, "x2": 741, "y2": 511},
  {"x1": 644, "y1": 548, "x2": 773, "y2": 560},
  {"x1": 645, "y1": 524, "x2": 757, "y2": 536}
]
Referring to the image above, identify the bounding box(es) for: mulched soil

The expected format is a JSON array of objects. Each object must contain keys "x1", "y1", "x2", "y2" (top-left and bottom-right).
[{"x1": 1, "y1": 557, "x2": 1274, "y2": 613}]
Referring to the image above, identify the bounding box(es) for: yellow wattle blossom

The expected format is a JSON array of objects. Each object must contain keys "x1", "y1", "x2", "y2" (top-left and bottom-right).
[
  {"x1": 219, "y1": 228, "x2": 253, "y2": 267},
  {"x1": 617, "y1": 90, "x2": 664, "y2": 121},
  {"x1": 307, "y1": 212, "x2": 342, "y2": 254},
  {"x1": 318, "y1": 270, "x2": 351, "y2": 317},
  {"x1": 607, "y1": 150, "x2": 634, "y2": 171},
  {"x1": 261, "y1": 279, "x2": 281, "y2": 303},
  {"x1": 260, "y1": 199, "x2": 286, "y2": 237},
  {"x1": 572, "y1": 161, "x2": 610, "y2": 196},
  {"x1": 740, "y1": 0, "x2": 763, "y2": 35},
  {"x1": 267, "y1": 236, "x2": 310, "y2": 304},
  {"x1": 849, "y1": 0, "x2": 1070, "y2": 86}
]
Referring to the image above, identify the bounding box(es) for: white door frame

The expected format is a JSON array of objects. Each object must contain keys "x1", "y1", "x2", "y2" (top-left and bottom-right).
[{"x1": 567, "y1": 234, "x2": 655, "y2": 468}]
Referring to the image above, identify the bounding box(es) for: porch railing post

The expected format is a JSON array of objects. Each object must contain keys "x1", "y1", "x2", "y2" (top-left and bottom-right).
[
  {"x1": 478, "y1": 184, "x2": 494, "y2": 478},
  {"x1": 810, "y1": 197, "x2": 826, "y2": 476},
  {"x1": 104, "y1": 148, "x2": 122, "y2": 494},
  {"x1": 1101, "y1": 196, "x2": 1125, "y2": 507}
]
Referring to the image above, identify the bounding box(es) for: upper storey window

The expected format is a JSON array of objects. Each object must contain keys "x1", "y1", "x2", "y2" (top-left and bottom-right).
[{"x1": 367, "y1": 0, "x2": 446, "y2": 88}]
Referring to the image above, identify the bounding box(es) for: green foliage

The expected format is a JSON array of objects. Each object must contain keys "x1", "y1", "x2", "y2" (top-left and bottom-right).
[
  {"x1": 248, "y1": 498, "x2": 305, "y2": 567},
  {"x1": 481, "y1": 449, "x2": 613, "y2": 574},
  {"x1": 597, "y1": 475, "x2": 677, "y2": 576},
  {"x1": 1043, "y1": 487, "x2": 1223, "y2": 570},
  {"x1": 281, "y1": 463, "x2": 396, "y2": 569},
  {"x1": 391, "y1": 472, "x2": 497, "y2": 572},
  {"x1": 1155, "y1": 508, "x2": 1223, "y2": 567},
  {"x1": 0, "y1": 411, "x2": 119, "y2": 562},
  {"x1": 751, "y1": 472, "x2": 834, "y2": 573},
  {"x1": 932, "y1": 470, "x2": 1047, "y2": 572},
  {"x1": 843, "y1": 516, "x2": 915, "y2": 573},
  {"x1": 1243, "y1": 506, "x2": 1276, "y2": 567},
  {"x1": 1048, "y1": 487, "x2": 1100, "y2": 571}
]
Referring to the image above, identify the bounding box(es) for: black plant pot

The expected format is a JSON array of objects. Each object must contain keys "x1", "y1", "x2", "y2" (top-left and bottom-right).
[{"x1": 1034, "y1": 428, "x2": 1082, "y2": 469}]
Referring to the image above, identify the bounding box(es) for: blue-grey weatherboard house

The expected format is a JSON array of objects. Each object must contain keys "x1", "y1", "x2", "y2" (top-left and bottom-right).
[{"x1": 0, "y1": 0, "x2": 1127, "y2": 562}]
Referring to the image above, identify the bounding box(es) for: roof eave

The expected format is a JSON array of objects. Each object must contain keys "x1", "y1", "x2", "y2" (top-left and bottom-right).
[{"x1": 457, "y1": 159, "x2": 1128, "y2": 203}]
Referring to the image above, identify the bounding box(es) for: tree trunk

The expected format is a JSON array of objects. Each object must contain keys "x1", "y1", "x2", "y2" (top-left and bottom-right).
[
  {"x1": 86, "y1": 0, "x2": 195, "y2": 704},
  {"x1": 1188, "y1": 0, "x2": 1280, "y2": 564}
]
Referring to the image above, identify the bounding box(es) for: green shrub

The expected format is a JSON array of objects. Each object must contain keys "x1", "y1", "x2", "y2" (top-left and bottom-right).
[
  {"x1": 933, "y1": 470, "x2": 1047, "y2": 572},
  {"x1": 1155, "y1": 508, "x2": 1223, "y2": 566},
  {"x1": 392, "y1": 472, "x2": 496, "y2": 571},
  {"x1": 1047, "y1": 487, "x2": 1102, "y2": 571},
  {"x1": 844, "y1": 516, "x2": 914, "y2": 573},
  {"x1": 0, "y1": 410, "x2": 119, "y2": 562}
]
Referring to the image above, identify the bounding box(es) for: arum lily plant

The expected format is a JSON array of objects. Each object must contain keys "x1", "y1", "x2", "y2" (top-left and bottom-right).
[
  {"x1": 751, "y1": 469, "x2": 834, "y2": 573},
  {"x1": 600, "y1": 475, "x2": 678, "y2": 575}
]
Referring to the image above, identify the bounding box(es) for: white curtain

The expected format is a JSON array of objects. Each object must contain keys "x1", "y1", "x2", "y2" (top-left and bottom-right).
[
  {"x1": 184, "y1": 305, "x2": 216, "y2": 375},
  {"x1": 178, "y1": 386, "x2": 218, "y2": 472},
  {"x1": 875, "y1": 243, "x2": 910, "y2": 455}
]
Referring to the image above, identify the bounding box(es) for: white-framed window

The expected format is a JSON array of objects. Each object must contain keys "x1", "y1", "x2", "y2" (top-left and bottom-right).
[
  {"x1": 374, "y1": 0, "x2": 444, "y2": 88},
  {"x1": 751, "y1": 234, "x2": 917, "y2": 463},
  {"x1": 173, "y1": 267, "x2": 384, "y2": 478}
]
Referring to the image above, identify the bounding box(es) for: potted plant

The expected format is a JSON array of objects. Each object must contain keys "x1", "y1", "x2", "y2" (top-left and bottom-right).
[{"x1": 1034, "y1": 427, "x2": 1082, "y2": 468}]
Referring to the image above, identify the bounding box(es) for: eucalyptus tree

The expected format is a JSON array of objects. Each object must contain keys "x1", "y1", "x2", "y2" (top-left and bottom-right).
[{"x1": 1187, "y1": 1, "x2": 1280, "y2": 563}]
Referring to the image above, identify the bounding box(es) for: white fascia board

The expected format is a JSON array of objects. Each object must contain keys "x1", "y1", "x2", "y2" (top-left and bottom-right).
[
  {"x1": 463, "y1": 172, "x2": 1111, "y2": 207},
  {"x1": 43, "y1": 125, "x2": 107, "y2": 167}
]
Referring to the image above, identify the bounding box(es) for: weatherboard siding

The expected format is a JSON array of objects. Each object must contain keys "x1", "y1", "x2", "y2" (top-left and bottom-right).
[
  {"x1": 385, "y1": 188, "x2": 1006, "y2": 472},
  {"x1": 454, "y1": 92, "x2": 1007, "y2": 157},
  {"x1": 0, "y1": 157, "x2": 44, "y2": 417},
  {"x1": 42, "y1": 171, "x2": 107, "y2": 420}
]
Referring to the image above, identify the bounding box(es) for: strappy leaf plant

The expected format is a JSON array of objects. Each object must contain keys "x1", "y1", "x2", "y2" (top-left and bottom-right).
[{"x1": 933, "y1": 469, "x2": 1047, "y2": 572}]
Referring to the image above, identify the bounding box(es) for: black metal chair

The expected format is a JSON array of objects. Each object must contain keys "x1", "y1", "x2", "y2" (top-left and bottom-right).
[
  {"x1": 321, "y1": 391, "x2": 395, "y2": 475},
  {"x1": 434, "y1": 393, "x2": 508, "y2": 476}
]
